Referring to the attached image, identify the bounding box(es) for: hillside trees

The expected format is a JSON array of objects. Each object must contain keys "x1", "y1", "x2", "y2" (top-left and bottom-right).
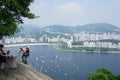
[
  {"x1": 0, "y1": 0, "x2": 36, "y2": 39},
  {"x1": 88, "y1": 68, "x2": 120, "y2": 80}
]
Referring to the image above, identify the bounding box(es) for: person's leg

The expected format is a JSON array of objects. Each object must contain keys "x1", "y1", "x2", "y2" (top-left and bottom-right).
[
  {"x1": 0, "y1": 56, "x2": 6, "y2": 69},
  {"x1": 25, "y1": 56, "x2": 27, "y2": 64},
  {"x1": 0, "y1": 62, "x2": 2, "y2": 67},
  {"x1": 0, "y1": 56, "x2": 2, "y2": 67},
  {"x1": 25, "y1": 55, "x2": 29, "y2": 64},
  {"x1": 1, "y1": 63, "x2": 4, "y2": 69},
  {"x1": 22, "y1": 55, "x2": 25, "y2": 63}
]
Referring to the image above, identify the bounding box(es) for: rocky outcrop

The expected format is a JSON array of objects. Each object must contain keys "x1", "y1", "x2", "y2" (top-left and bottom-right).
[{"x1": 0, "y1": 57, "x2": 53, "y2": 80}]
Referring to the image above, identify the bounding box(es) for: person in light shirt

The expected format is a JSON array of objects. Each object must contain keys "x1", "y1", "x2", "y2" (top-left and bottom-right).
[{"x1": 19, "y1": 48, "x2": 26, "y2": 63}]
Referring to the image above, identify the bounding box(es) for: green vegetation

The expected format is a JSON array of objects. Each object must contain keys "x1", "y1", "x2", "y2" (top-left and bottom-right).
[
  {"x1": 72, "y1": 42, "x2": 83, "y2": 45},
  {"x1": 98, "y1": 39, "x2": 120, "y2": 44},
  {"x1": 59, "y1": 45, "x2": 120, "y2": 52},
  {"x1": 88, "y1": 68, "x2": 120, "y2": 80},
  {"x1": 63, "y1": 47, "x2": 98, "y2": 52},
  {"x1": 0, "y1": 0, "x2": 36, "y2": 39}
]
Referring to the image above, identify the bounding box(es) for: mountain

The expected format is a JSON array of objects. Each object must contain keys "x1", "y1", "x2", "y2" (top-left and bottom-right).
[
  {"x1": 14, "y1": 25, "x2": 42, "y2": 39},
  {"x1": 14, "y1": 23, "x2": 120, "y2": 38},
  {"x1": 42, "y1": 25, "x2": 73, "y2": 33},
  {"x1": 0, "y1": 57, "x2": 52, "y2": 80},
  {"x1": 42, "y1": 23, "x2": 120, "y2": 34},
  {"x1": 75, "y1": 23, "x2": 120, "y2": 33}
]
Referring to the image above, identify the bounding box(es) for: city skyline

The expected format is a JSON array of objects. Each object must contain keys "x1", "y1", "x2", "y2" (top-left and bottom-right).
[
  {"x1": 2, "y1": 31, "x2": 120, "y2": 49},
  {"x1": 24, "y1": 0, "x2": 120, "y2": 28}
]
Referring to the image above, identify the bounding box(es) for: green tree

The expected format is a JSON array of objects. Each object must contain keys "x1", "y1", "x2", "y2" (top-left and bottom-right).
[
  {"x1": 0, "y1": 0, "x2": 36, "y2": 39},
  {"x1": 88, "y1": 68, "x2": 120, "y2": 80}
]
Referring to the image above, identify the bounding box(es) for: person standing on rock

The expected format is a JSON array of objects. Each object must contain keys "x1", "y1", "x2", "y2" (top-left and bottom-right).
[
  {"x1": 19, "y1": 48, "x2": 26, "y2": 63},
  {"x1": 24, "y1": 46, "x2": 30, "y2": 64}
]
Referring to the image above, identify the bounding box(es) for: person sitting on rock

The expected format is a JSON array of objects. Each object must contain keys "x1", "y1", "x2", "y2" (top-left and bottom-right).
[{"x1": 0, "y1": 44, "x2": 8, "y2": 69}]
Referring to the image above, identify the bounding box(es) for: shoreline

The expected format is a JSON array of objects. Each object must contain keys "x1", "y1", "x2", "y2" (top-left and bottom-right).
[
  {"x1": 55, "y1": 46, "x2": 120, "y2": 54},
  {"x1": 61, "y1": 49, "x2": 120, "y2": 54},
  {"x1": 4, "y1": 43, "x2": 54, "y2": 47},
  {"x1": 4, "y1": 43, "x2": 120, "y2": 54}
]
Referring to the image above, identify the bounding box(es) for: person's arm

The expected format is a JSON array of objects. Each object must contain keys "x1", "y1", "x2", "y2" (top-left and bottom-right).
[
  {"x1": 0, "y1": 49, "x2": 8, "y2": 57},
  {"x1": 0, "y1": 50, "x2": 4, "y2": 56},
  {"x1": 0, "y1": 50, "x2": 3, "y2": 55}
]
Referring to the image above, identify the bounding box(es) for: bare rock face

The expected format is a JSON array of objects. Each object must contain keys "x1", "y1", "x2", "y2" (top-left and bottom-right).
[
  {"x1": 4, "y1": 57, "x2": 18, "y2": 69},
  {"x1": 0, "y1": 57, "x2": 53, "y2": 80}
]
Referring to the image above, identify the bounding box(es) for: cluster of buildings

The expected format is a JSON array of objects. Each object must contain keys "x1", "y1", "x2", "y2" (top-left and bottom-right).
[
  {"x1": 83, "y1": 41, "x2": 120, "y2": 49},
  {"x1": 0, "y1": 32, "x2": 120, "y2": 49},
  {"x1": 38, "y1": 32, "x2": 120, "y2": 49},
  {"x1": 70, "y1": 32, "x2": 120, "y2": 49},
  {"x1": 0, "y1": 36, "x2": 37, "y2": 44},
  {"x1": 72, "y1": 32, "x2": 120, "y2": 41}
]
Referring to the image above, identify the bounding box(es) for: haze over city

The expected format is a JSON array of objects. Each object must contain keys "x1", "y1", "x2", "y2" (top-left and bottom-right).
[
  {"x1": 1, "y1": 1, "x2": 120, "y2": 80},
  {"x1": 24, "y1": 0, "x2": 120, "y2": 27}
]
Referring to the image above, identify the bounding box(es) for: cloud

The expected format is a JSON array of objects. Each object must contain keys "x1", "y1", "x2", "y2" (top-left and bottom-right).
[
  {"x1": 54, "y1": 2, "x2": 84, "y2": 14},
  {"x1": 50, "y1": 2, "x2": 85, "y2": 26}
]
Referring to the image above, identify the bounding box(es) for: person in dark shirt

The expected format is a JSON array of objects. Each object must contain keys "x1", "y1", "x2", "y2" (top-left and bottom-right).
[
  {"x1": 0, "y1": 44, "x2": 8, "y2": 69},
  {"x1": 24, "y1": 46, "x2": 30, "y2": 64}
]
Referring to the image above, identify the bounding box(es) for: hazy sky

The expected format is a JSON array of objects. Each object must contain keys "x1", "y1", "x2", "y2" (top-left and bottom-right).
[{"x1": 24, "y1": 0, "x2": 120, "y2": 27}]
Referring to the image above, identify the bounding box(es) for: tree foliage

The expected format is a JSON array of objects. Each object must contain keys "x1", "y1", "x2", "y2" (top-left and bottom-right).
[
  {"x1": 0, "y1": 0, "x2": 36, "y2": 39},
  {"x1": 88, "y1": 68, "x2": 120, "y2": 80}
]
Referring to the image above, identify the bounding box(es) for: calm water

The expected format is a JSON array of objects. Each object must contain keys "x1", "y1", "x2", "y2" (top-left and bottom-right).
[{"x1": 6, "y1": 45, "x2": 120, "y2": 80}]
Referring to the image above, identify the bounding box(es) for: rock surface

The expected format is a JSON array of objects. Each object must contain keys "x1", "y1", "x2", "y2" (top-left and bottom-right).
[{"x1": 0, "y1": 57, "x2": 53, "y2": 80}]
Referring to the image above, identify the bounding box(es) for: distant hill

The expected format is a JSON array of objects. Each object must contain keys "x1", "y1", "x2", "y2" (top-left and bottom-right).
[
  {"x1": 14, "y1": 23, "x2": 120, "y2": 38},
  {"x1": 75, "y1": 23, "x2": 120, "y2": 33},
  {"x1": 42, "y1": 23, "x2": 120, "y2": 34},
  {"x1": 42, "y1": 25, "x2": 74, "y2": 33}
]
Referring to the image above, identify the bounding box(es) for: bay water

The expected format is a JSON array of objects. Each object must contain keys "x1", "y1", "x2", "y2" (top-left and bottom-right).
[{"x1": 6, "y1": 45, "x2": 120, "y2": 80}]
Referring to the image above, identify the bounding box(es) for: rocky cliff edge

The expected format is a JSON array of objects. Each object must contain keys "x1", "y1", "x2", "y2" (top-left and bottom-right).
[{"x1": 0, "y1": 57, "x2": 53, "y2": 80}]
